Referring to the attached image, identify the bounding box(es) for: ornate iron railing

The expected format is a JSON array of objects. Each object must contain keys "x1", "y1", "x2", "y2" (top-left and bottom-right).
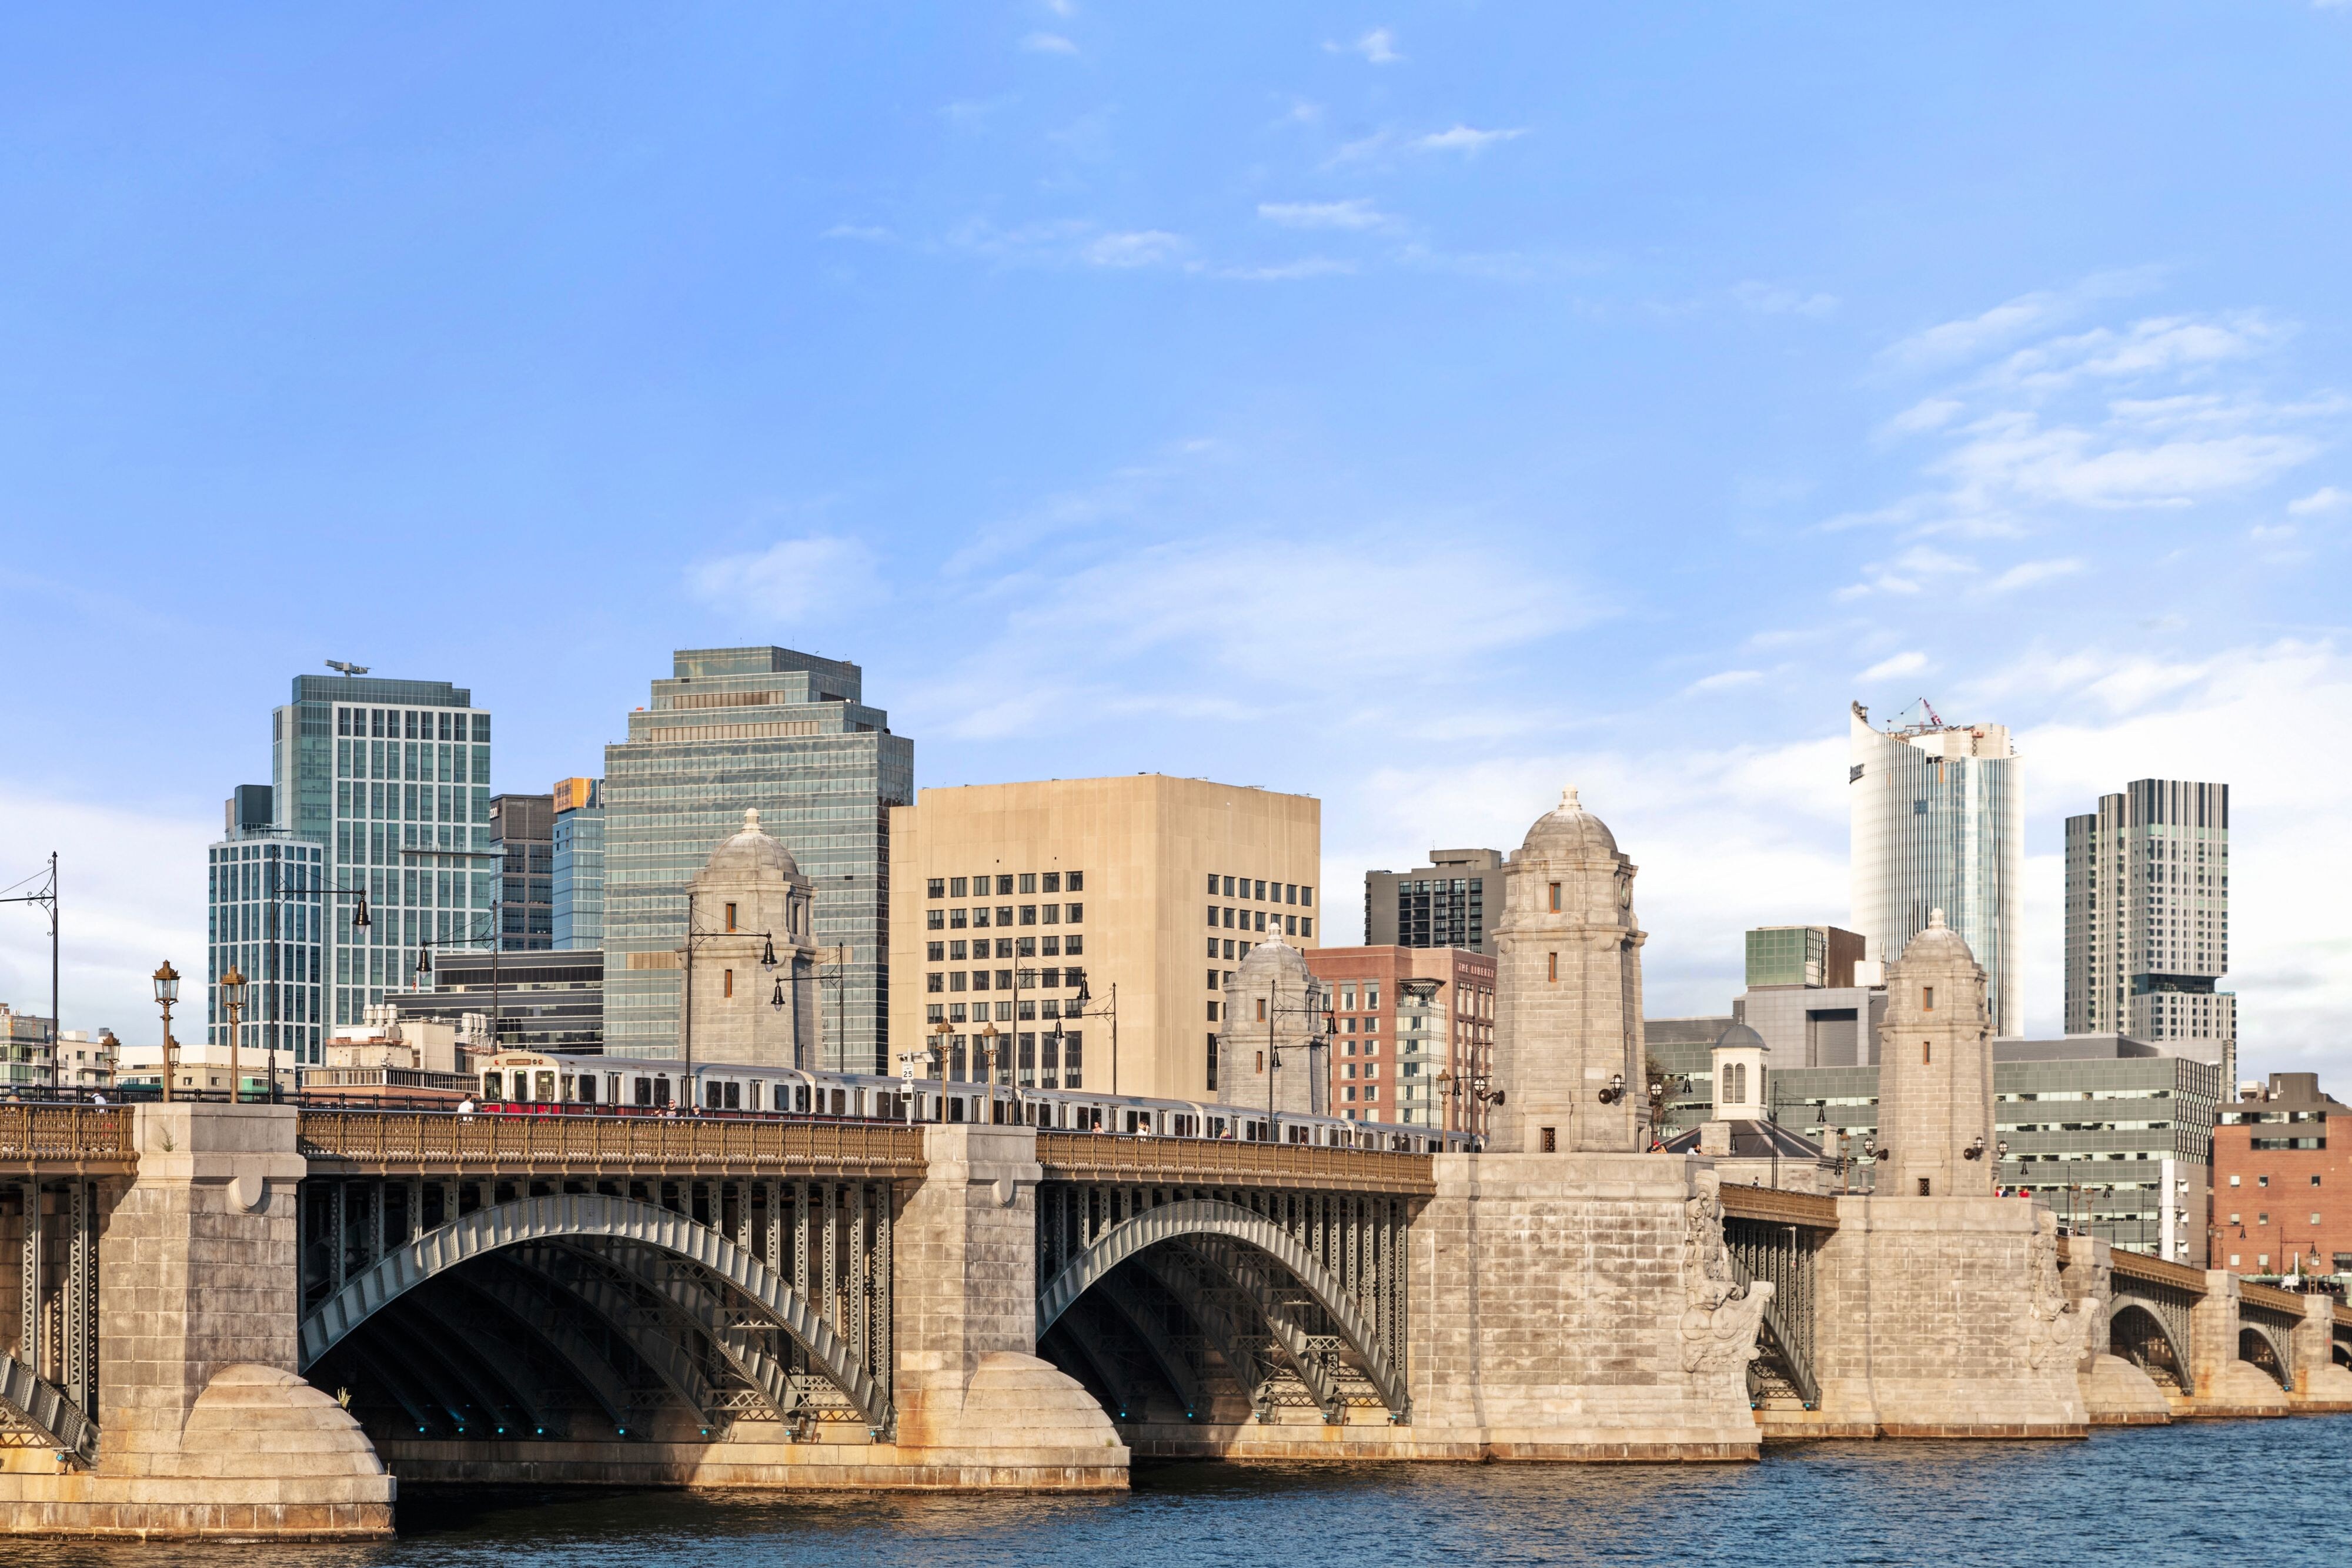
[
  {"x1": 2110, "y1": 1248, "x2": 2210, "y2": 1295},
  {"x1": 298, "y1": 1111, "x2": 925, "y2": 1177},
  {"x1": 1035, "y1": 1131, "x2": 1435, "y2": 1195},
  {"x1": 0, "y1": 1106, "x2": 135, "y2": 1171}
]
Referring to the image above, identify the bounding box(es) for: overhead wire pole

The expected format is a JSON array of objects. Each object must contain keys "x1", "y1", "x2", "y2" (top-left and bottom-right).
[{"x1": 1, "y1": 855, "x2": 60, "y2": 1075}]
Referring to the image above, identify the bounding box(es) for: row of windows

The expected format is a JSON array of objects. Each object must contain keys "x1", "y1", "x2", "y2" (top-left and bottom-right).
[
  {"x1": 926, "y1": 903, "x2": 1083, "y2": 931},
  {"x1": 927, "y1": 871, "x2": 1084, "y2": 898},
  {"x1": 927, "y1": 967, "x2": 1088, "y2": 993},
  {"x1": 340, "y1": 781, "x2": 490, "y2": 824},
  {"x1": 927, "y1": 936, "x2": 1081, "y2": 961},
  {"x1": 338, "y1": 737, "x2": 488, "y2": 784},
  {"x1": 338, "y1": 707, "x2": 489, "y2": 742},
  {"x1": 1208, "y1": 906, "x2": 1311, "y2": 938},
  {"x1": 2226, "y1": 1174, "x2": 2323, "y2": 1186},
  {"x1": 1207, "y1": 874, "x2": 1312, "y2": 905},
  {"x1": 924, "y1": 1004, "x2": 1086, "y2": 1032}
]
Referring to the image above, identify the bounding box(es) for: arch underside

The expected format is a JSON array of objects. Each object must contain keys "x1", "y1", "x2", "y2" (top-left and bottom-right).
[
  {"x1": 1035, "y1": 1198, "x2": 1407, "y2": 1426},
  {"x1": 2109, "y1": 1298, "x2": 2190, "y2": 1392},
  {"x1": 2239, "y1": 1321, "x2": 2296, "y2": 1391},
  {"x1": 299, "y1": 1193, "x2": 888, "y2": 1442}
]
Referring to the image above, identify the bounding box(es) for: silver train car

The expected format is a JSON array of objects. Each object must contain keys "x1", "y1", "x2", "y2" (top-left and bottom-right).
[{"x1": 473, "y1": 1048, "x2": 1466, "y2": 1154}]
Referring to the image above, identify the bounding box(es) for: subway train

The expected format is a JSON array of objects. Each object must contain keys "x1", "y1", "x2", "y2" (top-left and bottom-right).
[{"x1": 471, "y1": 1048, "x2": 1467, "y2": 1154}]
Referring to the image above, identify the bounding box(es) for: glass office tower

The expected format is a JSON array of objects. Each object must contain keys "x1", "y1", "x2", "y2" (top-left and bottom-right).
[
  {"x1": 205, "y1": 785, "x2": 326, "y2": 1066},
  {"x1": 602, "y1": 647, "x2": 912, "y2": 1071},
  {"x1": 552, "y1": 777, "x2": 606, "y2": 950},
  {"x1": 265, "y1": 674, "x2": 493, "y2": 1027}
]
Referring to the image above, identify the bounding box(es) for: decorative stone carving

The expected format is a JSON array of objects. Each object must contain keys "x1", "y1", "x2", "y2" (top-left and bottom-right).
[
  {"x1": 2024, "y1": 1222, "x2": 2089, "y2": 1372},
  {"x1": 1680, "y1": 1183, "x2": 1768, "y2": 1395}
]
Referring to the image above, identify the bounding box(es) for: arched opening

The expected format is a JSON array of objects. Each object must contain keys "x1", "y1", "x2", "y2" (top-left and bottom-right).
[
  {"x1": 2110, "y1": 1303, "x2": 2186, "y2": 1393},
  {"x1": 2240, "y1": 1326, "x2": 2293, "y2": 1392}
]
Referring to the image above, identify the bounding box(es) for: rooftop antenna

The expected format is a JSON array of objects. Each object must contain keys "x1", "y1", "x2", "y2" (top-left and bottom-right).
[{"x1": 326, "y1": 660, "x2": 370, "y2": 676}]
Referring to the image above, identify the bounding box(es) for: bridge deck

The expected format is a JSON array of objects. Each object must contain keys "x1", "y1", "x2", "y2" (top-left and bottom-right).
[
  {"x1": 2109, "y1": 1248, "x2": 2211, "y2": 1294},
  {"x1": 0, "y1": 1105, "x2": 136, "y2": 1174},
  {"x1": 2241, "y1": 1278, "x2": 2316, "y2": 1318},
  {"x1": 297, "y1": 1111, "x2": 926, "y2": 1178},
  {"x1": 1716, "y1": 1182, "x2": 1840, "y2": 1230},
  {"x1": 1036, "y1": 1132, "x2": 1435, "y2": 1194}
]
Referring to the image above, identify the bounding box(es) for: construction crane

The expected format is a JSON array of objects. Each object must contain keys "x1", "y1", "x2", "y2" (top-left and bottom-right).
[{"x1": 325, "y1": 660, "x2": 370, "y2": 676}]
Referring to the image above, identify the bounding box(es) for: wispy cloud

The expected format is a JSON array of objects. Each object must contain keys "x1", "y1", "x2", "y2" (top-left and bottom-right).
[
  {"x1": 1022, "y1": 31, "x2": 1078, "y2": 55},
  {"x1": 2288, "y1": 485, "x2": 2350, "y2": 516},
  {"x1": 1256, "y1": 198, "x2": 1392, "y2": 230},
  {"x1": 1328, "y1": 27, "x2": 1402, "y2": 64},
  {"x1": 1733, "y1": 280, "x2": 1838, "y2": 318},
  {"x1": 1986, "y1": 557, "x2": 2084, "y2": 592},
  {"x1": 821, "y1": 223, "x2": 892, "y2": 243},
  {"x1": 687, "y1": 535, "x2": 883, "y2": 621},
  {"x1": 1879, "y1": 268, "x2": 2163, "y2": 372},
  {"x1": 1859, "y1": 650, "x2": 1930, "y2": 682},
  {"x1": 1082, "y1": 230, "x2": 1186, "y2": 268},
  {"x1": 1685, "y1": 669, "x2": 1764, "y2": 695},
  {"x1": 1412, "y1": 124, "x2": 1526, "y2": 153}
]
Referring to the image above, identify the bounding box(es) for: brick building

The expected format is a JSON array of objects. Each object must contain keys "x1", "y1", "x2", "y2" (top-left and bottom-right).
[
  {"x1": 1302, "y1": 946, "x2": 1494, "y2": 1132},
  {"x1": 2211, "y1": 1071, "x2": 2352, "y2": 1280}
]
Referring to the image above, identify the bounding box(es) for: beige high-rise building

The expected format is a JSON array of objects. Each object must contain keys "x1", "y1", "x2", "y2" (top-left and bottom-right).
[{"x1": 887, "y1": 775, "x2": 1321, "y2": 1102}]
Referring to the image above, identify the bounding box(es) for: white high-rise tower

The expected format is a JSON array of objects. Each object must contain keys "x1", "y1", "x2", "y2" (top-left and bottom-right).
[{"x1": 1848, "y1": 702, "x2": 2022, "y2": 1039}]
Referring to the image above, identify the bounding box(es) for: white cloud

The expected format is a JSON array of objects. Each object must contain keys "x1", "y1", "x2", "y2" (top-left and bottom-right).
[
  {"x1": 1257, "y1": 198, "x2": 1392, "y2": 230},
  {"x1": 1412, "y1": 124, "x2": 1527, "y2": 154},
  {"x1": 1879, "y1": 269, "x2": 2163, "y2": 372},
  {"x1": 1732, "y1": 280, "x2": 1838, "y2": 318},
  {"x1": 1859, "y1": 650, "x2": 1929, "y2": 681},
  {"x1": 1214, "y1": 257, "x2": 1355, "y2": 281},
  {"x1": 2288, "y1": 485, "x2": 2350, "y2": 516},
  {"x1": 1082, "y1": 229, "x2": 1186, "y2": 268},
  {"x1": 1333, "y1": 27, "x2": 1402, "y2": 63},
  {"x1": 1985, "y1": 557, "x2": 2084, "y2": 593},
  {"x1": 687, "y1": 535, "x2": 883, "y2": 622},
  {"x1": 1881, "y1": 397, "x2": 1965, "y2": 437},
  {"x1": 821, "y1": 223, "x2": 891, "y2": 243},
  {"x1": 1021, "y1": 31, "x2": 1078, "y2": 54},
  {"x1": 1685, "y1": 669, "x2": 1764, "y2": 695}
]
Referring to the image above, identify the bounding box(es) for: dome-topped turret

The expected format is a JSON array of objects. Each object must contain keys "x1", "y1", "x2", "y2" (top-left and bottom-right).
[
  {"x1": 1712, "y1": 1021, "x2": 1767, "y2": 1052},
  {"x1": 1520, "y1": 785, "x2": 1619, "y2": 859},
  {"x1": 1235, "y1": 930, "x2": 1313, "y2": 984},
  {"x1": 1899, "y1": 907, "x2": 1973, "y2": 963},
  {"x1": 699, "y1": 807, "x2": 803, "y2": 881}
]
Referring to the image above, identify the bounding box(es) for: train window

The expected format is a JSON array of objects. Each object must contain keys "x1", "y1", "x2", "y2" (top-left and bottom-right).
[
  {"x1": 654, "y1": 1076, "x2": 672, "y2": 1108},
  {"x1": 725, "y1": 1082, "x2": 741, "y2": 1110},
  {"x1": 634, "y1": 1076, "x2": 653, "y2": 1106},
  {"x1": 577, "y1": 1075, "x2": 599, "y2": 1105},
  {"x1": 536, "y1": 1071, "x2": 556, "y2": 1102},
  {"x1": 482, "y1": 1072, "x2": 503, "y2": 1099}
]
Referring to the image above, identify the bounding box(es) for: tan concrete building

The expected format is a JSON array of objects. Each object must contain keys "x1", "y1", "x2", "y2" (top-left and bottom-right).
[{"x1": 887, "y1": 775, "x2": 1321, "y2": 1102}]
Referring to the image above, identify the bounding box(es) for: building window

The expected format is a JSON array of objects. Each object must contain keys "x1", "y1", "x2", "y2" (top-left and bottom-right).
[
  {"x1": 1209, "y1": 1001, "x2": 1220, "y2": 1022},
  {"x1": 1043, "y1": 872, "x2": 1061, "y2": 893},
  {"x1": 1019, "y1": 904, "x2": 1037, "y2": 926},
  {"x1": 1923, "y1": 986, "x2": 1935, "y2": 1011},
  {"x1": 1547, "y1": 952, "x2": 1558, "y2": 982},
  {"x1": 1207, "y1": 969, "x2": 1220, "y2": 989},
  {"x1": 723, "y1": 968, "x2": 734, "y2": 998},
  {"x1": 1923, "y1": 1042, "x2": 1932, "y2": 1065},
  {"x1": 1540, "y1": 1127, "x2": 1556, "y2": 1152},
  {"x1": 724, "y1": 902, "x2": 737, "y2": 932},
  {"x1": 927, "y1": 972, "x2": 944, "y2": 993},
  {"x1": 927, "y1": 941, "x2": 944, "y2": 961},
  {"x1": 1067, "y1": 902, "x2": 1083, "y2": 923},
  {"x1": 950, "y1": 877, "x2": 968, "y2": 898},
  {"x1": 1548, "y1": 881, "x2": 1561, "y2": 912},
  {"x1": 1223, "y1": 877, "x2": 1236, "y2": 897},
  {"x1": 1918, "y1": 1178, "x2": 1932, "y2": 1196},
  {"x1": 927, "y1": 878, "x2": 945, "y2": 899}
]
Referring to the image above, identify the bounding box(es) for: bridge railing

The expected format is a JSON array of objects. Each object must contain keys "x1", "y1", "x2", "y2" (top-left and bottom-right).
[
  {"x1": 0, "y1": 1105, "x2": 136, "y2": 1170},
  {"x1": 1715, "y1": 1183, "x2": 1840, "y2": 1230},
  {"x1": 297, "y1": 1110, "x2": 926, "y2": 1176},
  {"x1": 2108, "y1": 1248, "x2": 2211, "y2": 1295},
  {"x1": 1035, "y1": 1131, "x2": 1435, "y2": 1194}
]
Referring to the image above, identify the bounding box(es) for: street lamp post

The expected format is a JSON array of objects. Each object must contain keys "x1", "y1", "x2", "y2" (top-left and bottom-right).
[
  {"x1": 1065, "y1": 977, "x2": 1118, "y2": 1098},
  {"x1": 152, "y1": 961, "x2": 181, "y2": 1104},
  {"x1": 219, "y1": 965, "x2": 249, "y2": 1104},
  {"x1": 976, "y1": 1023, "x2": 1001, "y2": 1125}
]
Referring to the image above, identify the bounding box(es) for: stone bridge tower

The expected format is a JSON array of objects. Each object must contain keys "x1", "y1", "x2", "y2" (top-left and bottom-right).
[
  {"x1": 1875, "y1": 908, "x2": 1996, "y2": 1199},
  {"x1": 686, "y1": 808, "x2": 820, "y2": 1070},
  {"x1": 1489, "y1": 787, "x2": 1646, "y2": 1153},
  {"x1": 1217, "y1": 932, "x2": 1330, "y2": 1119}
]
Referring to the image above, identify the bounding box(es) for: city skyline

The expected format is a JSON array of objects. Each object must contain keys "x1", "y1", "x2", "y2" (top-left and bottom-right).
[{"x1": 2, "y1": 8, "x2": 2348, "y2": 1084}]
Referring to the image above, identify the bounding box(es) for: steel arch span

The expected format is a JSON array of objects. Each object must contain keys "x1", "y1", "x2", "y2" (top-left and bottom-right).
[
  {"x1": 298, "y1": 1192, "x2": 887, "y2": 1430},
  {"x1": 1035, "y1": 1196, "x2": 1408, "y2": 1417}
]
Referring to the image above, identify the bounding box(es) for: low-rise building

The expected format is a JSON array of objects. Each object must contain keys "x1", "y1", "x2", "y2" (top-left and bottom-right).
[
  {"x1": 2212, "y1": 1072, "x2": 2352, "y2": 1281},
  {"x1": 53, "y1": 1029, "x2": 118, "y2": 1089},
  {"x1": 1302, "y1": 946, "x2": 1494, "y2": 1131},
  {"x1": 0, "y1": 1004, "x2": 55, "y2": 1088},
  {"x1": 115, "y1": 1038, "x2": 293, "y2": 1099},
  {"x1": 390, "y1": 948, "x2": 603, "y2": 1053}
]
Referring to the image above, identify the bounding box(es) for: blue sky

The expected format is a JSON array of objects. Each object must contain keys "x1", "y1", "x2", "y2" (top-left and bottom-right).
[{"x1": 4, "y1": 5, "x2": 2350, "y2": 1078}]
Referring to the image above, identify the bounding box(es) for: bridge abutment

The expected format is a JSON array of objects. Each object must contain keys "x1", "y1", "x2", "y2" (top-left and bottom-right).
[{"x1": 0, "y1": 1104, "x2": 393, "y2": 1539}]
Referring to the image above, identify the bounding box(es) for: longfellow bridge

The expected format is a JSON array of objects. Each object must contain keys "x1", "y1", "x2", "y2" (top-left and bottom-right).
[{"x1": 2, "y1": 1099, "x2": 2348, "y2": 1537}]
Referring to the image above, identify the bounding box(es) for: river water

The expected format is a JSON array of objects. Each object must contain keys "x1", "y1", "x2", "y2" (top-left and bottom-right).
[{"x1": 16, "y1": 1419, "x2": 2352, "y2": 1567}]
